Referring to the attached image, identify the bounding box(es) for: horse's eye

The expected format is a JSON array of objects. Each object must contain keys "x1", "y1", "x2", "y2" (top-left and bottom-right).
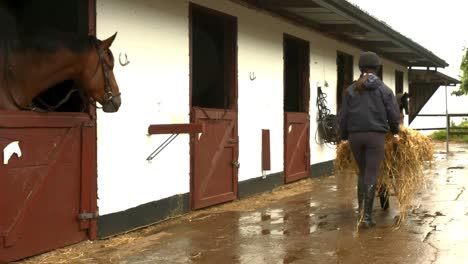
[
  {"x1": 107, "y1": 50, "x2": 115, "y2": 68},
  {"x1": 109, "y1": 51, "x2": 115, "y2": 63}
]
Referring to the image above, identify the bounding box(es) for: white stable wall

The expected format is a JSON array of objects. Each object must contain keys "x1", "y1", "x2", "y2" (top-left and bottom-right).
[
  {"x1": 96, "y1": 0, "x2": 190, "y2": 215},
  {"x1": 96, "y1": 0, "x2": 409, "y2": 215}
]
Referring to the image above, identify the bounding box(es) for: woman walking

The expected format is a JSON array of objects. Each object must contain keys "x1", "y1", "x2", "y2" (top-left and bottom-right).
[{"x1": 339, "y1": 51, "x2": 400, "y2": 228}]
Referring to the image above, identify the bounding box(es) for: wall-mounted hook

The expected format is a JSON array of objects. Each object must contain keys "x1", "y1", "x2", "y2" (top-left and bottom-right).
[
  {"x1": 249, "y1": 72, "x2": 256, "y2": 81},
  {"x1": 119, "y1": 52, "x2": 130, "y2": 66}
]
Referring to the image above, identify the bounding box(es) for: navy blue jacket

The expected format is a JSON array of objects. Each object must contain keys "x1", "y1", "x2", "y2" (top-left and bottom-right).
[{"x1": 339, "y1": 74, "x2": 400, "y2": 140}]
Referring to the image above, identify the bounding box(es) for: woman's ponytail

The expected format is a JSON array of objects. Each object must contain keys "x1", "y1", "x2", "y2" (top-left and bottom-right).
[{"x1": 355, "y1": 73, "x2": 369, "y2": 93}]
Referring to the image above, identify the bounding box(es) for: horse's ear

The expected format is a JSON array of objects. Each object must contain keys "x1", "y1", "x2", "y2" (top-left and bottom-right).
[{"x1": 100, "y1": 32, "x2": 118, "y2": 50}]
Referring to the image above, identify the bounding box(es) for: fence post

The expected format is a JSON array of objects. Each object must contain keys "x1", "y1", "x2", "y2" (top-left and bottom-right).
[{"x1": 445, "y1": 85, "x2": 449, "y2": 153}]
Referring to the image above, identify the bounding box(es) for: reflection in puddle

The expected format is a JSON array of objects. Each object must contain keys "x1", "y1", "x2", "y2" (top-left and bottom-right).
[
  {"x1": 239, "y1": 212, "x2": 261, "y2": 225},
  {"x1": 319, "y1": 214, "x2": 328, "y2": 219},
  {"x1": 271, "y1": 218, "x2": 284, "y2": 224},
  {"x1": 261, "y1": 214, "x2": 271, "y2": 221},
  {"x1": 260, "y1": 229, "x2": 284, "y2": 236},
  {"x1": 270, "y1": 229, "x2": 284, "y2": 235},
  {"x1": 239, "y1": 225, "x2": 262, "y2": 236},
  {"x1": 267, "y1": 208, "x2": 284, "y2": 219},
  {"x1": 309, "y1": 225, "x2": 318, "y2": 233}
]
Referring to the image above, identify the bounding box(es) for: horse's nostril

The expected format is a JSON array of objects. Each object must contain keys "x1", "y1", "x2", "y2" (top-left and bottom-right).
[
  {"x1": 113, "y1": 96, "x2": 122, "y2": 107},
  {"x1": 102, "y1": 97, "x2": 121, "y2": 113}
]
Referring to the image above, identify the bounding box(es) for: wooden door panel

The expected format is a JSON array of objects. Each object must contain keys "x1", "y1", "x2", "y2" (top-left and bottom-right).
[
  {"x1": 0, "y1": 125, "x2": 87, "y2": 263},
  {"x1": 284, "y1": 112, "x2": 310, "y2": 183},
  {"x1": 202, "y1": 146, "x2": 234, "y2": 198},
  {"x1": 1, "y1": 129, "x2": 70, "y2": 167},
  {"x1": 191, "y1": 108, "x2": 238, "y2": 210}
]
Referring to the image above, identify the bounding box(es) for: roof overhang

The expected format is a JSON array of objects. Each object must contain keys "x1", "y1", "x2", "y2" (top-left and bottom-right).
[
  {"x1": 409, "y1": 69, "x2": 460, "y2": 87},
  {"x1": 241, "y1": 0, "x2": 448, "y2": 68}
]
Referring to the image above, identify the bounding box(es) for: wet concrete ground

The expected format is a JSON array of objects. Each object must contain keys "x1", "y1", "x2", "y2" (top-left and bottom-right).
[{"x1": 20, "y1": 142, "x2": 468, "y2": 264}]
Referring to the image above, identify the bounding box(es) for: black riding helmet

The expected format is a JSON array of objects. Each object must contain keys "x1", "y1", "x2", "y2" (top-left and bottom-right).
[{"x1": 359, "y1": 51, "x2": 381, "y2": 71}]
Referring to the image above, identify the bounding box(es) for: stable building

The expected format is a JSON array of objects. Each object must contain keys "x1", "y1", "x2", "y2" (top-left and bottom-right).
[{"x1": 0, "y1": 0, "x2": 455, "y2": 262}]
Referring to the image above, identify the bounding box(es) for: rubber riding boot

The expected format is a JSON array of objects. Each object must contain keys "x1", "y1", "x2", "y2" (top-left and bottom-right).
[
  {"x1": 378, "y1": 185, "x2": 390, "y2": 210},
  {"x1": 361, "y1": 184, "x2": 376, "y2": 228},
  {"x1": 357, "y1": 177, "x2": 365, "y2": 214}
]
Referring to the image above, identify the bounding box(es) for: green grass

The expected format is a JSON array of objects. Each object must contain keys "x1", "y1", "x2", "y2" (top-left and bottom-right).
[{"x1": 430, "y1": 121, "x2": 468, "y2": 143}]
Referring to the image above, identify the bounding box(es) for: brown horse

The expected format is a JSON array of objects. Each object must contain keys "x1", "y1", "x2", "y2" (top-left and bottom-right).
[{"x1": 0, "y1": 31, "x2": 121, "y2": 112}]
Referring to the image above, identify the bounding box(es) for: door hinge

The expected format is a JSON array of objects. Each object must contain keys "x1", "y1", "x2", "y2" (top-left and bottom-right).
[
  {"x1": 82, "y1": 122, "x2": 95, "y2": 128},
  {"x1": 78, "y1": 212, "x2": 99, "y2": 220},
  {"x1": 231, "y1": 160, "x2": 240, "y2": 168}
]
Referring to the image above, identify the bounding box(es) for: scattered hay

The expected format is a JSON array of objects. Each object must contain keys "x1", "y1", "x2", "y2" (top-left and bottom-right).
[
  {"x1": 335, "y1": 126, "x2": 434, "y2": 227},
  {"x1": 335, "y1": 141, "x2": 356, "y2": 173}
]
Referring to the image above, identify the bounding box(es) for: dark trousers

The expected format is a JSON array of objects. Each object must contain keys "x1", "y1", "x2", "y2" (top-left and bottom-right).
[{"x1": 349, "y1": 132, "x2": 385, "y2": 185}]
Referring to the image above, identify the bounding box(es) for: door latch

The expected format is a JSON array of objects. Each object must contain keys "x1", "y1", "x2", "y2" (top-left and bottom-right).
[
  {"x1": 78, "y1": 212, "x2": 99, "y2": 220},
  {"x1": 231, "y1": 160, "x2": 240, "y2": 168}
]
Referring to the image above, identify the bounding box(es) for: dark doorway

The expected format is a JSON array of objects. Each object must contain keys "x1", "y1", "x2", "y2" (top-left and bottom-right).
[
  {"x1": 3, "y1": 0, "x2": 89, "y2": 112},
  {"x1": 395, "y1": 70, "x2": 404, "y2": 94},
  {"x1": 12, "y1": 0, "x2": 88, "y2": 35},
  {"x1": 190, "y1": 4, "x2": 237, "y2": 109},
  {"x1": 284, "y1": 35, "x2": 309, "y2": 113},
  {"x1": 32, "y1": 81, "x2": 85, "y2": 112},
  {"x1": 336, "y1": 51, "x2": 353, "y2": 111}
]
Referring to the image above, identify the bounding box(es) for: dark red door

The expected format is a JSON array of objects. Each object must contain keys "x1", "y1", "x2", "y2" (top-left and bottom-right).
[
  {"x1": 191, "y1": 107, "x2": 238, "y2": 210},
  {"x1": 0, "y1": 112, "x2": 95, "y2": 263},
  {"x1": 284, "y1": 113, "x2": 310, "y2": 183}
]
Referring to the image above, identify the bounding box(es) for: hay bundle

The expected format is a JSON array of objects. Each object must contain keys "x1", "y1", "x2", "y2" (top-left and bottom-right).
[{"x1": 335, "y1": 126, "x2": 434, "y2": 226}]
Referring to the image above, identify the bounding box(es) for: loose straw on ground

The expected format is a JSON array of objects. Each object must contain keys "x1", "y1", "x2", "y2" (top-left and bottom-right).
[{"x1": 335, "y1": 126, "x2": 434, "y2": 227}]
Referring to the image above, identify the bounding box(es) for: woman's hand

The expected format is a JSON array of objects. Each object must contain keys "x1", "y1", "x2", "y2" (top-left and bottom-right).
[{"x1": 393, "y1": 134, "x2": 400, "y2": 144}]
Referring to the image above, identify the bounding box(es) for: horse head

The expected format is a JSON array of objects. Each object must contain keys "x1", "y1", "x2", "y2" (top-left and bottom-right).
[
  {"x1": 78, "y1": 33, "x2": 121, "y2": 113},
  {"x1": 396, "y1": 92, "x2": 409, "y2": 115}
]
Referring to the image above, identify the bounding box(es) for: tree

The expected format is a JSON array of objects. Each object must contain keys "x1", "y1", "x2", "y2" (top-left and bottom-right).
[{"x1": 452, "y1": 47, "x2": 468, "y2": 96}]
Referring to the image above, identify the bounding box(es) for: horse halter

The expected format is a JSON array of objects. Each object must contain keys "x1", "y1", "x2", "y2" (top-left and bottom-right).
[{"x1": 93, "y1": 42, "x2": 120, "y2": 108}]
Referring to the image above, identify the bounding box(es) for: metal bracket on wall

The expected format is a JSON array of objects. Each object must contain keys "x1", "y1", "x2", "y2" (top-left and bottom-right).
[
  {"x1": 146, "y1": 134, "x2": 179, "y2": 161},
  {"x1": 146, "y1": 123, "x2": 204, "y2": 161}
]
